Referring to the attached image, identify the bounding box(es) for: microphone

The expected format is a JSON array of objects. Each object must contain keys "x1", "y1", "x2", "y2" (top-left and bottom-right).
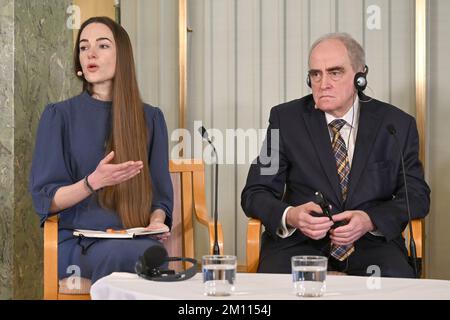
[
  {"x1": 314, "y1": 191, "x2": 345, "y2": 229},
  {"x1": 141, "y1": 245, "x2": 169, "y2": 272},
  {"x1": 387, "y1": 124, "x2": 419, "y2": 278},
  {"x1": 135, "y1": 246, "x2": 198, "y2": 281},
  {"x1": 198, "y1": 126, "x2": 220, "y2": 255}
]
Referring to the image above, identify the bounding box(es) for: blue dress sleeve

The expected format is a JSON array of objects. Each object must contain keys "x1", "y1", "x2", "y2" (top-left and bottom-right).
[
  {"x1": 149, "y1": 108, "x2": 174, "y2": 227},
  {"x1": 29, "y1": 104, "x2": 73, "y2": 226}
]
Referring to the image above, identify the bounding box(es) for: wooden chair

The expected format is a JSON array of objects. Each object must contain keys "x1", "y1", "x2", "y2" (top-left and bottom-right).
[
  {"x1": 43, "y1": 159, "x2": 223, "y2": 300},
  {"x1": 246, "y1": 217, "x2": 424, "y2": 275}
]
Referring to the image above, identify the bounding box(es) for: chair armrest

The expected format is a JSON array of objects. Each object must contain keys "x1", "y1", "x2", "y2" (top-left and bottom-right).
[
  {"x1": 192, "y1": 170, "x2": 224, "y2": 255},
  {"x1": 206, "y1": 221, "x2": 224, "y2": 255},
  {"x1": 246, "y1": 218, "x2": 424, "y2": 275},
  {"x1": 411, "y1": 219, "x2": 423, "y2": 259},
  {"x1": 402, "y1": 219, "x2": 423, "y2": 259},
  {"x1": 246, "y1": 218, "x2": 262, "y2": 273},
  {"x1": 44, "y1": 215, "x2": 59, "y2": 300}
]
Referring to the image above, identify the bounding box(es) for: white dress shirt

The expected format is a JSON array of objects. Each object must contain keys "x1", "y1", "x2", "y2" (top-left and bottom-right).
[{"x1": 277, "y1": 97, "x2": 383, "y2": 238}]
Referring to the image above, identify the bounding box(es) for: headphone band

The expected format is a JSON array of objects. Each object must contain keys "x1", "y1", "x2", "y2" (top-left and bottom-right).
[{"x1": 136, "y1": 256, "x2": 198, "y2": 282}]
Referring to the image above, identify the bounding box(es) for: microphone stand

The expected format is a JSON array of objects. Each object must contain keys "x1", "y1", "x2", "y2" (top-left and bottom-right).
[
  {"x1": 199, "y1": 127, "x2": 220, "y2": 255},
  {"x1": 213, "y1": 149, "x2": 220, "y2": 255},
  {"x1": 388, "y1": 125, "x2": 419, "y2": 278}
]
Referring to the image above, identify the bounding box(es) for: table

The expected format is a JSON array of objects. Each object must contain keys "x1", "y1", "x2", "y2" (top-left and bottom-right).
[{"x1": 90, "y1": 272, "x2": 450, "y2": 300}]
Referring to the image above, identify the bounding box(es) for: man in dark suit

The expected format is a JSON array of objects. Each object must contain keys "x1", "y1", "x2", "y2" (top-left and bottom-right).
[{"x1": 241, "y1": 33, "x2": 430, "y2": 278}]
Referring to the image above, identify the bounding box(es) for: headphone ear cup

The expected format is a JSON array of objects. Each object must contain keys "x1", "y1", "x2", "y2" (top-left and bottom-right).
[
  {"x1": 306, "y1": 75, "x2": 311, "y2": 88},
  {"x1": 135, "y1": 257, "x2": 144, "y2": 275},
  {"x1": 354, "y1": 72, "x2": 367, "y2": 91}
]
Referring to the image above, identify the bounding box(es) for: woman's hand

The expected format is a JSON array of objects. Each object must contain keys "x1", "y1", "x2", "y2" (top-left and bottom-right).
[
  {"x1": 88, "y1": 151, "x2": 143, "y2": 190},
  {"x1": 146, "y1": 221, "x2": 171, "y2": 242},
  {"x1": 147, "y1": 209, "x2": 170, "y2": 242}
]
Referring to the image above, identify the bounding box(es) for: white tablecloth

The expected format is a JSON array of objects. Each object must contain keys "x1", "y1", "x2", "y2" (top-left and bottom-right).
[{"x1": 90, "y1": 272, "x2": 450, "y2": 300}]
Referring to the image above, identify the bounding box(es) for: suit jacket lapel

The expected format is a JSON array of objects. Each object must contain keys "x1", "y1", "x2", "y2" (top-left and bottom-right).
[
  {"x1": 302, "y1": 106, "x2": 343, "y2": 207},
  {"x1": 346, "y1": 100, "x2": 384, "y2": 206}
]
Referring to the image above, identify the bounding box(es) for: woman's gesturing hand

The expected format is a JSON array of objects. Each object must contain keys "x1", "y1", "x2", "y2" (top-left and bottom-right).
[{"x1": 88, "y1": 151, "x2": 144, "y2": 190}]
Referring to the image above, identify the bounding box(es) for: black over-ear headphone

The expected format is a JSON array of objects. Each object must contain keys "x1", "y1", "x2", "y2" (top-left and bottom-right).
[
  {"x1": 135, "y1": 246, "x2": 198, "y2": 282},
  {"x1": 307, "y1": 65, "x2": 369, "y2": 92},
  {"x1": 354, "y1": 65, "x2": 369, "y2": 91}
]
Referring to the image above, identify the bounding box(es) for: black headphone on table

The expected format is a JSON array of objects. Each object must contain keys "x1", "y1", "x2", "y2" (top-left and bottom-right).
[
  {"x1": 307, "y1": 65, "x2": 369, "y2": 92},
  {"x1": 135, "y1": 246, "x2": 198, "y2": 282}
]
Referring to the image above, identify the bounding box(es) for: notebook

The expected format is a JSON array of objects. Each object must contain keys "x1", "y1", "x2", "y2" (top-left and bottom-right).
[{"x1": 73, "y1": 226, "x2": 169, "y2": 239}]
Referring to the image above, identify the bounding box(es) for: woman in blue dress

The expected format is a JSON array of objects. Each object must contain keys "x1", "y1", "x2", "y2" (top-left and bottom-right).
[{"x1": 29, "y1": 16, "x2": 173, "y2": 283}]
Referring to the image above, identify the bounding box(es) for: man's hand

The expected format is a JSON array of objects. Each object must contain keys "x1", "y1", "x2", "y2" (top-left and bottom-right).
[
  {"x1": 286, "y1": 202, "x2": 334, "y2": 240},
  {"x1": 329, "y1": 210, "x2": 375, "y2": 246}
]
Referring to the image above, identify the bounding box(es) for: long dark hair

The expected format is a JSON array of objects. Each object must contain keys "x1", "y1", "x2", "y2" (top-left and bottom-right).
[{"x1": 74, "y1": 17, "x2": 152, "y2": 228}]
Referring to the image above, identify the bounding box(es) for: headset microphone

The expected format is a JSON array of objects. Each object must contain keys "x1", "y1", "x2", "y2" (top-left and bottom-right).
[{"x1": 135, "y1": 246, "x2": 198, "y2": 282}]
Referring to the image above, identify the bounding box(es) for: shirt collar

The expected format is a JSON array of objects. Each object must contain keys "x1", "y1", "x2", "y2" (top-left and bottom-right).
[{"x1": 323, "y1": 96, "x2": 360, "y2": 128}]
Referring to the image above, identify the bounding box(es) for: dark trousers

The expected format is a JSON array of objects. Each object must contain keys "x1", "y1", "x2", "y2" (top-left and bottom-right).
[{"x1": 258, "y1": 232, "x2": 415, "y2": 278}]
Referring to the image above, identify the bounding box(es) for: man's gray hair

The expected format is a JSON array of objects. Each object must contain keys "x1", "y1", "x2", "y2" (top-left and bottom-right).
[{"x1": 309, "y1": 33, "x2": 366, "y2": 72}]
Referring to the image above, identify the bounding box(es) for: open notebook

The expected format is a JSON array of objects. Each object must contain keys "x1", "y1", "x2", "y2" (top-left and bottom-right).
[{"x1": 73, "y1": 226, "x2": 169, "y2": 239}]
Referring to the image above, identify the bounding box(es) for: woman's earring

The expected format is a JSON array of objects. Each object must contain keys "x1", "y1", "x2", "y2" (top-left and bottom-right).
[{"x1": 77, "y1": 71, "x2": 83, "y2": 77}]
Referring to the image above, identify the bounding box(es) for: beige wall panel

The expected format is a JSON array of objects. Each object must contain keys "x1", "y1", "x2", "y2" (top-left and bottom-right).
[
  {"x1": 235, "y1": 0, "x2": 262, "y2": 266},
  {"x1": 121, "y1": 0, "x2": 179, "y2": 146},
  {"x1": 428, "y1": 0, "x2": 450, "y2": 280}
]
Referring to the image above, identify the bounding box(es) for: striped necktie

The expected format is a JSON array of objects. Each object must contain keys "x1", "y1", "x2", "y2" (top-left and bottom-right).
[{"x1": 329, "y1": 119, "x2": 355, "y2": 261}]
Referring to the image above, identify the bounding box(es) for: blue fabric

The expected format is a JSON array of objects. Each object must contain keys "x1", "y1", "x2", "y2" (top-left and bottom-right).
[
  {"x1": 57, "y1": 234, "x2": 166, "y2": 283},
  {"x1": 29, "y1": 91, "x2": 173, "y2": 282}
]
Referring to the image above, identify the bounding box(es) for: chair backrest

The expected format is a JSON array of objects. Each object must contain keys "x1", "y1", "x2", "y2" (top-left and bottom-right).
[{"x1": 165, "y1": 160, "x2": 224, "y2": 261}]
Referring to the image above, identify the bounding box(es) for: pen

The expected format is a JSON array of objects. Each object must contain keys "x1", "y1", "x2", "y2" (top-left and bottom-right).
[{"x1": 106, "y1": 228, "x2": 127, "y2": 234}]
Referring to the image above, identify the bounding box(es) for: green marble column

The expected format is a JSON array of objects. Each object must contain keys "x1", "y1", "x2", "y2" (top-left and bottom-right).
[
  {"x1": 0, "y1": 0, "x2": 80, "y2": 299},
  {"x1": 0, "y1": 0, "x2": 15, "y2": 300}
]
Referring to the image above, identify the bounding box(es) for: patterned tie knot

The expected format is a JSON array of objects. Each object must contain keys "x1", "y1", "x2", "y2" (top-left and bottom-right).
[{"x1": 329, "y1": 119, "x2": 347, "y2": 135}]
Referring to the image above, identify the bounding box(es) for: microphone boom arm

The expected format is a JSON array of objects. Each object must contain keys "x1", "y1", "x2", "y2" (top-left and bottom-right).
[{"x1": 199, "y1": 126, "x2": 221, "y2": 255}]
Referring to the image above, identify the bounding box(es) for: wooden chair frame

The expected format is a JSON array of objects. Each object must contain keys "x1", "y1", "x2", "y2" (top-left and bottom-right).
[{"x1": 43, "y1": 159, "x2": 223, "y2": 300}]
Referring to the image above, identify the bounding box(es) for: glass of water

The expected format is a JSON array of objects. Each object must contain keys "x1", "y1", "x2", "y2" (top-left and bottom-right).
[
  {"x1": 291, "y1": 255, "x2": 328, "y2": 297},
  {"x1": 202, "y1": 255, "x2": 237, "y2": 296}
]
